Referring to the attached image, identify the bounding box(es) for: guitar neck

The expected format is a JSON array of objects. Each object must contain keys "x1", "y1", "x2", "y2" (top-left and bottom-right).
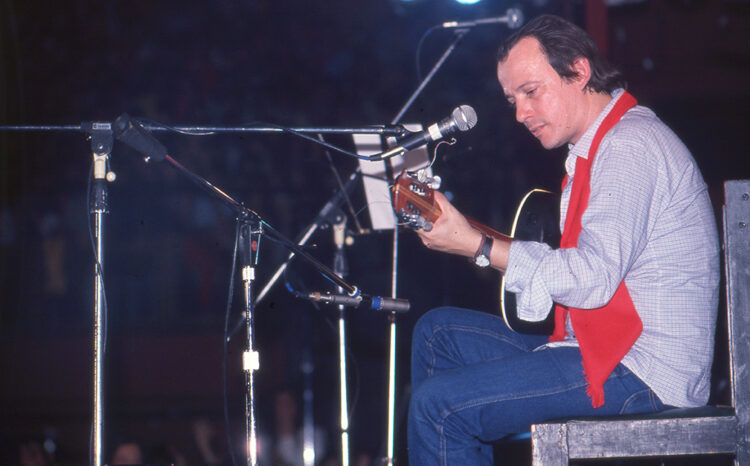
[
  {"x1": 467, "y1": 218, "x2": 513, "y2": 243},
  {"x1": 391, "y1": 171, "x2": 513, "y2": 242}
]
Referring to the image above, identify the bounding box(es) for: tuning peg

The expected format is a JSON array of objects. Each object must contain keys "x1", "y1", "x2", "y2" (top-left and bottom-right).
[{"x1": 415, "y1": 169, "x2": 442, "y2": 190}]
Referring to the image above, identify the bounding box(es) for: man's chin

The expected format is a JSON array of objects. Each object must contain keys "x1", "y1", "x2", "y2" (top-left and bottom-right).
[
  {"x1": 538, "y1": 138, "x2": 563, "y2": 150},
  {"x1": 529, "y1": 127, "x2": 565, "y2": 150}
]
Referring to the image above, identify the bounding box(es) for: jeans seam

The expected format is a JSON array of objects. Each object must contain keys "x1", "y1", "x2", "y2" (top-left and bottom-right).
[
  {"x1": 618, "y1": 388, "x2": 653, "y2": 414},
  {"x1": 442, "y1": 347, "x2": 624, "y2": 417},
  {"x1": 425, "y1": 323, "x2": 531, "y2": 378},
  {"x1": 435, "y1": 361, "x2": 633, "y2": 427},
  {"x1": 648, "y1": 389, "x2": 663, "y2": 411},
  {"x1": 440, "y1": 378, "x2": 589, "y2": 421},
  {"x1": 439, "y1": 423, "x2": 447, "y2": 466}
]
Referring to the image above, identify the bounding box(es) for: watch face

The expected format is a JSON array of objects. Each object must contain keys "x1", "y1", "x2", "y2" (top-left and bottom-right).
[{"x1": 475, "y1": 255, "x2": 490, "y2": 267}]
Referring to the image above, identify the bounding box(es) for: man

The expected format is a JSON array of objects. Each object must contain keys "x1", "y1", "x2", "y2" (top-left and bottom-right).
[{"x1": 407, "y1": 15, "x2": 719, "y2": 465}]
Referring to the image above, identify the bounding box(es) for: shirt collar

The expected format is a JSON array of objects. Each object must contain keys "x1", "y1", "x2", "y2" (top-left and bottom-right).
[{"x1": 565, "y1": 88, "x2": 625, "y2": 176}]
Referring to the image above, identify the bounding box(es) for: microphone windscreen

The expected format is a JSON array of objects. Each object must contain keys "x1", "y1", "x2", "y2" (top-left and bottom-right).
[{"x1": 452, "y1": 105, "x2": 478, "y2": 132}]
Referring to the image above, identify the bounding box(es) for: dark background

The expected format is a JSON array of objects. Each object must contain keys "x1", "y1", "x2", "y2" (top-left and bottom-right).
[{"x1": 1, "y1": 0, "x2": 749, "y2": 464}]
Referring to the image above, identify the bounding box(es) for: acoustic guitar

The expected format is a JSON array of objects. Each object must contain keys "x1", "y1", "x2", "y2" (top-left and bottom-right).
[{"x1": 390, "y1": 171, "x2": 558, "y2": 334}]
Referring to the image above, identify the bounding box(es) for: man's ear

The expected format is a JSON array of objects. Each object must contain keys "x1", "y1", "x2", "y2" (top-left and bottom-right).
[{"x1": 570, "y1": 57, "x2": 592, "y2": 90}]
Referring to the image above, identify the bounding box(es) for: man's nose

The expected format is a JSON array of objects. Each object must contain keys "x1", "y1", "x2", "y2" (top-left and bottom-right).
[{"x1": 515, "y1": 99, "x2": 531, "y2": 123}]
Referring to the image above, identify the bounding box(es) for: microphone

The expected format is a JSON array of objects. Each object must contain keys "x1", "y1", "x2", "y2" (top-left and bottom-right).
[
  {"x1": 304, "y1": 291, "x2": 411, "y2": 313},
  {"x1": 370, "y1": 105, "x2": 477, "y2": 161},
  {"x1": 441, "y1": 8, "x2": 524, "y2": 30},
  {"x1": 113, "y1": 113, "x2": 168, "y2": 163}
]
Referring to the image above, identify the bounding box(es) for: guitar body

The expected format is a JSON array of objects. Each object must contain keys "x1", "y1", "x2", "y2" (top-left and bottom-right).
[
  {"x1": 500, "y1": 189, "x2": 559, "y2": 334},
  {"x1": 390, "y1": 172, "x2": 559, "y2": 334}
]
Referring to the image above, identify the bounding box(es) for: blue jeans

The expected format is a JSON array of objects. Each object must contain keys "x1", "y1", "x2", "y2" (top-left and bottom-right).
[{"x1": 408, "y1": 307, "x2": 667, "y2": 465}]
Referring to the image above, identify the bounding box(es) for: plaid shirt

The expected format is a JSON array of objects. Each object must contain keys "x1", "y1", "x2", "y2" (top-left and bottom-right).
[{"x1": 505, "y1": 90, "x2": 720, "y2": 407}]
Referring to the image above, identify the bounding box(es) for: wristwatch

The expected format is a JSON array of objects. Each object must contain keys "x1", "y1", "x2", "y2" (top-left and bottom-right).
[{"x1": 472, "y1": 234, "x2": 493, "y2": 267}]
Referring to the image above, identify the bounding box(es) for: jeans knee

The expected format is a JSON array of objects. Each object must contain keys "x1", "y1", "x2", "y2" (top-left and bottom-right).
[
  {"x1": 413, "y1": 307, "x2": 455, "y2": 345},
  {"x1": 411, "y1": 307, "x2": 455, "y2": 375}
]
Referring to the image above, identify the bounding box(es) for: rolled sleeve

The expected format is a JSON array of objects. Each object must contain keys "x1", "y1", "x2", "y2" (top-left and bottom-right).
[{"x1": 506, "y1": 240, "x2": 555, "y2": 322}]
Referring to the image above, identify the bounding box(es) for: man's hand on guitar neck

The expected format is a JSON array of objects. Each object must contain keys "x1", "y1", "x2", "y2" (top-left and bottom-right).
[{"x1": 415, "y1": 191, "x2": 512, "y2": 273}]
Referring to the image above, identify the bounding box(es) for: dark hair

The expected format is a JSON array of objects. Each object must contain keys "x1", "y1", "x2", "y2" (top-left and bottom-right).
[{"x1": 497, "y1": 15, "x2": 625, "y2": 93}]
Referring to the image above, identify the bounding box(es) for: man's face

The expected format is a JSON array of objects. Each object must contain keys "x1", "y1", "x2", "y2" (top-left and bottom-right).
[{"x1": 497, "y1": 37, "x2": 587, "y2": 149}]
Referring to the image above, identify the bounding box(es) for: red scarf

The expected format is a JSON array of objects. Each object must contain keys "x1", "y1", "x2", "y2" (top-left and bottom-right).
[{"x1": 550, "y1": 91, "x2": 642, "y2": 408}]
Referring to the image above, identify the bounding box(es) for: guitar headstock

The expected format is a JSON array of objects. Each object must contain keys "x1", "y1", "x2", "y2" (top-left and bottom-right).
[{"x1": 390, "y1": 171, "x2": 442, "y2": 231}]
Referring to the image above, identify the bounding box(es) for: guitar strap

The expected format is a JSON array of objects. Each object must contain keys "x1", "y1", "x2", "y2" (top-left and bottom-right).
[{"x1": 550, "y1": 91, "x2": 641, "y2": 408}]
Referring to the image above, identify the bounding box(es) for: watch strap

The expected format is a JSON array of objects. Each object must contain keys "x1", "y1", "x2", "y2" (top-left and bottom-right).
[{"x1": 472, "y1": 234, "x2": 493, "y2": 267}]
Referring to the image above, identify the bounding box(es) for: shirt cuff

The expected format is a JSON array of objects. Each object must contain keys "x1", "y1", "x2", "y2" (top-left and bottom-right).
[
  {"x1": 506, "y1": 240, "x2": 555, "y2": 322},
  {"x1": 506, "y1": 240, "x2": 548, "y2": 290}
]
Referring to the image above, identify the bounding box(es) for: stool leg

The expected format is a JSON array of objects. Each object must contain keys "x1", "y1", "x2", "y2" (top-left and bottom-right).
[{"x1": 531, "y1": 423, "x2": 568, "y2": 466}]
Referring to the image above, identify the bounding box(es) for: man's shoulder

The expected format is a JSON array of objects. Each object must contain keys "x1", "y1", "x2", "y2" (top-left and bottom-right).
[
  {"x1": 612, "y1": 105, "x2": 660, "y2": 138},
  {"x1": 607, "y1": 104, "x2": 686, "y2": 151},
  {"x1": 597, "y1": 104, "x2": 695, "y2": 175}
]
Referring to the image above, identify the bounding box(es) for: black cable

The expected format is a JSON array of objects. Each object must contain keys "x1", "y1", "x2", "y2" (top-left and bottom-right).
[
  {"x1": 318, "y1": 133, "x2": 365, "y2": 234},
  {"x1": 244, "y1": 121, "x2": 367, "y2": 159},
  {"x1": 135, "y1": 117, "x2": 217, "y2": 136},
  {"x1": 222, "y1": 221, "x2": 241, "y2": 466}
]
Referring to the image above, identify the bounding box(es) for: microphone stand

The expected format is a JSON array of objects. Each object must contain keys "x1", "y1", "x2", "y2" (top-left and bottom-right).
[
  {"x1": 250, "y1": 143, "x2": 361, "y2": 466},
  {"x1": 108, "y1": 115, "x2": 414, "y2": 466},
  {"x1": 391, "y1": 29, "x2": 469, "y2": 125},
  {"x1": 331, "y1": 209, "x2": 351, "y2": 466},
  {"x1": 162, "y1": 154, "x2": 413, "y2": 466},
  {"x1": 252, "y1": 168, "x2": 361, "y2": 466},
  {"x1": 0, "y1": 123, "x2": 404, "y2": 135},
  {"x1": 149, "y1": 150, "x2": 271, "y2": 466},
  {"x1": 238, "y1": 219, "x2": 261, "y2": 465},
  {"x1": 382, "y1": 27, "x2": 469, "y2": 465},
  {"x1": 151, "y1": 151, "x2": 365, "y2": 466},
  {"x1": 88, "y1": 122, "x2": 114, "y2": 466},
  {"x1": 0, "y1": 120, "x2": 403, "y2": 466}
]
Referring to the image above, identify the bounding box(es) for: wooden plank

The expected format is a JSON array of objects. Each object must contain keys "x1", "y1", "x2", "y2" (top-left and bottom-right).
[
  {"x1": 724, "y1": 180, "x2": 750, "y2": 465},
  {"x1": 563, "y1": 416, "x2": 738, "y2": 458}
]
